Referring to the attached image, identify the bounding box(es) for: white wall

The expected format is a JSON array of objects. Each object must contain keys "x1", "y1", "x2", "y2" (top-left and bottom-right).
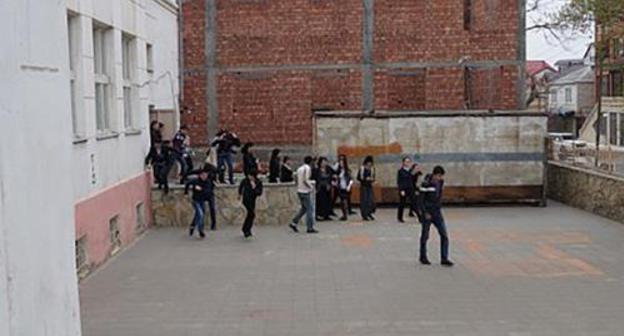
[
  {"x1": 70, "y1": 0, "x2": 179, "y2": 200},
  {"x1": 0, "y1": 0, "x2": 82, "y2": 335}
]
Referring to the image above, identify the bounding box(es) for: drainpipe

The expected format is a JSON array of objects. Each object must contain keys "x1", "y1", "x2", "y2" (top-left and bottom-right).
[{"x1": 177, "y1": 0, "x2": 184, "y2": 130}]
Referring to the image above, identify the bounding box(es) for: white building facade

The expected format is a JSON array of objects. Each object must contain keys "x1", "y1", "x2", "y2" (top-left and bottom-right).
[
  {"x1": 1, "y1": 0, "x2": 179, "y2": 334},
  {"x1": 67, "y1": 0, "x2": 179, "y2": 277}
]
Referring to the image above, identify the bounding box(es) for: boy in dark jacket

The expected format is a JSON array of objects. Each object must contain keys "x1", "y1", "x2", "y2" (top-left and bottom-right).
[
  {"x1": 145, "y1": 141, "x2": 174, "y2": 194},
  {"x1": 396, "y1": 156, "x2": 415, "y2": 223},
  {"x1": 184, "y1": 169, "x2": 217, "y2": 238},
  {"x1": 418, "y1": 166, "x2": 453, "y2": 267},
  {"x1": 238, "y1": 170, "x2": 263, "y2": 238}
]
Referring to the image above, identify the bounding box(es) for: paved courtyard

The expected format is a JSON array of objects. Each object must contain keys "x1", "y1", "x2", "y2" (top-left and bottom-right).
[{"x1": 80, "y1": 202, "x2": 624, "y2": 336}]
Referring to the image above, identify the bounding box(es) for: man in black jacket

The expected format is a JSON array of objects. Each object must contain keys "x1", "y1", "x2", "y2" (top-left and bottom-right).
[
  {"x1": 238, "y1": 170, "x2": 263, "y2": 238},
  {"x1": 185, "y1": 169, "x2": 217, "y2": 238},
  {"x1": 396, "y1": 156, "x2": 415, "y2": 223},
  {"x1": 145, "y1": 141, "x2": 175, "y2": 194},
  {"x1": 212, "y1": 129, "x2": 241, "y2": 185},
  {"x1": 418, "y1": 166, "x2": 453, "y2": 267}
]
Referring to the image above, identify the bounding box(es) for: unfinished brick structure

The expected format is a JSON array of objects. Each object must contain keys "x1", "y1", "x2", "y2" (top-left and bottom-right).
[{"x1": 182, "y1": 0, "x2": 526, "y2": 146}]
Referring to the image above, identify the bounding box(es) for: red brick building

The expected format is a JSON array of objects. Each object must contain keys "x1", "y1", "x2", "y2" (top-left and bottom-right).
[{"x1": 182, "y1": 0, "x2": 526, "y2": 147}]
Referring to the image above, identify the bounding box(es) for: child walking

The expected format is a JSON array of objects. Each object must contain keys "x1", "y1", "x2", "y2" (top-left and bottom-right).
[{"x1": 238, "y1": 170, "x2": 263, "y2": 238}]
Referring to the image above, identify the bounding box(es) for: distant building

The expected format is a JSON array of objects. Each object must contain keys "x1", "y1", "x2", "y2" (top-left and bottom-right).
[
  {"x1": 555, "y1": 59, "x2": 585, "y2": 76},
  {"x1": 548, "y1": 66, "x2": 595, "y2": 134},
  {"x1": 526, "y1": 60, "x2": 557, "y2": 107}
]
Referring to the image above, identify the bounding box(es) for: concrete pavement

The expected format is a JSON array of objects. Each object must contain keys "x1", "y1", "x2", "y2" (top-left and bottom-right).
[{"x1": 80, "y1": 202, "x2": 624, "y2": 335}]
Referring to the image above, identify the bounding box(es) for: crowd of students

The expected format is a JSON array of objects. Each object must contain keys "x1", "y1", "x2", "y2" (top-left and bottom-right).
[{"x1": 146, "y1": 123, "x2": 453, "y2": 266}]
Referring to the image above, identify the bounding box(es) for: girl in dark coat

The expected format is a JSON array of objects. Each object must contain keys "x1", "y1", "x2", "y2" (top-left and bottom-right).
[
  {"x1": 336, "y1": 154, "x2": 354, "y2": 221},
  {"x1": 280, "y1": 156, "x2": 294, "y2": 183},
  {"x1": 241, "y1": 143, "x2": 258, "y2": 178},
  {"x1": 357, "y1": 156, "x2": 376, "y2": 221},
  {"x1": 315, "y1": 157, "x2": 334, "y2": 221},
  {"x1": 268, "y1": 148, "x2": 281, "y2": 183}
]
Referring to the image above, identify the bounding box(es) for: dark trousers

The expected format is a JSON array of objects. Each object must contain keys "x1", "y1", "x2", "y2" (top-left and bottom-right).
[
  {"x1": 338, "y1": 189, "x2": 350, "y2": 218},
  {"x1": 360, "y1": 185, "x2": 375, "y2": 219},
  {"x1": 397, "y1": 189, "x2": 414, "y2": 221},
  {"x1": 242, "y1": 202, "x2": 256, "y2": 235},
  {"x1": 217, "y1": 153, "x2": 234, "y2": 184},
  {"x1": 316, "y1": 188, "x2": 332, "y2": 219},
  {"x1": 154, "y1": 163, "x2": 172, "y2": 193},
  {"x1": 419, "y1": 209, "x2": 449, "y2": 261},
  {"x1": 174, "y1": 152, "x2": 188, "y2": 178}
]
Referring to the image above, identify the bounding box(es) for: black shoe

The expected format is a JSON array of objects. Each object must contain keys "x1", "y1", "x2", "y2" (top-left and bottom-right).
[
  {"x1": 408, "y1": 212, "x2": 415, "y2": 217},
  {"x1": 362, "y1": 216, "x2": 370, "y2": 221},
  {"x1": 189, "y1": 226, "x2": 194, "y2": 237},
  {"x1": 199, "y1": 231, "x2": 206, "y2": 239},
  {"x1": 323, "y1": 216, "x2": 332, "y2": 221},
  {"x1": 211, "y1": 226, "x2": 217, "y2": 231},
  {"x1": 441, "y1": 260, "x2": 454, "y2": 267},
  {"x1": 368, "y1": 214, "x2": 376, "y2": 220},
  {"x1": 339, "y1": 216, "x2": 348, "y2": 221},
  {"x1": 398, "y1": 218, "x2": 405, "y2": 223},
  {"x1": 420, "y1": 258, "x2": 431, "y2": 265},
  {"x1": 288, "y1": 223, "x2": 299, "y2": 233},
  {"x1": 243, "y1": 231, "x2": 252, "y2": 238},
  {"x1": 349, "y1": 210, "x2": 357, "y2": 215},
  {"x1": 306, "y1": 229, "x2": 319, "y2": 234}
]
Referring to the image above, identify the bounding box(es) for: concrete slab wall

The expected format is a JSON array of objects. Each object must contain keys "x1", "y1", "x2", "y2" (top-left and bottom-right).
[
  {"x1": 315, "y1": 112, "x2": 547, "y2": 203},
  {"x1": 548, "y1": 162, "x2": 624, "y2": 224},
  {"x1": 152, "y1": 183, "x2": 302, "y2": 228}
]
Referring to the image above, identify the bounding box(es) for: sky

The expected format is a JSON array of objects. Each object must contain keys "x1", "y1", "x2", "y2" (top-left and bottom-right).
[{"x1": 526, "y1": 0, "x2": 593, "y2": 66}]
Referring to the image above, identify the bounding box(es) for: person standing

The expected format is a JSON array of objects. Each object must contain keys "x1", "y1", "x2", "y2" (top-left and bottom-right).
[
  {"x1": 184, "y1": 169, "x2": 217, "y2": 238},
  {"x1": 314, "y1": 157, "x2": 333, "y2": 221},
  {"x1": 172, "y1": 125, "x2": 191, "y2": 183},
  {"x1": 336, "y1": 154, "x2": 354, "y2": 221},
  {"x1": 150, "y1": 120, "x2": 164, "y2": 147},
  {"x1": 289, "y1": 156, "x2": 318, "y2": 234},
  {"x1": 280, "y1": 156, "x2": 294, "y2": 183},
  {"x1": 212, "y1": 129, "x2": 240, "y2": 185},
  {"x1": 357, "y1": 156, "x2": 376, "y2": 221},
  {"x1": 241, "y1": 143, "x2": 258, "y2": 177},
  {"x1": 418, "y1": 166, "x2": 454, "y2": 267},
  {"x1": 397, "y1": 156, "x2": 415, "y2": 223},
  {"x1": 268, "y1": 148, "x2": 281, "y2": 183},
  {"x1": 144, "y1": 140, "x2": 174, "y2": 194},
  {"x1": 409, "y1": 162, "x2": 423, "y2": 219},
  {"x1": 238, "y1": 170, "x2": 263, "y2": 238}
]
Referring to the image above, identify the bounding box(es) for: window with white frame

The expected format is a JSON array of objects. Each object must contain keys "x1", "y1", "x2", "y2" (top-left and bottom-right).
[
  {"x1": 550, "y1": 89, "x2": 557, "y2": 104},
  {"x1": 146, "y1": 43, "x2": 154, "y2": 75},
  {"x1": 93, "y1": 23, "x2": 113, "y2": 133},
  {"x1": 564, "y1": 87, "x2": 572, "y2": 103},
  {"x1": 122, "y1": 34, "x2": 137, "y2": 129},
  {"x1": 68, "y1": 13, "x2": 83, "y2": 139}
]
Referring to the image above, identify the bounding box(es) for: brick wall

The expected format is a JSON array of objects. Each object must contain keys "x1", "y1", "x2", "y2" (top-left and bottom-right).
[{"x1": 182, "y1": 0, "x2": 523, "y2": 146}]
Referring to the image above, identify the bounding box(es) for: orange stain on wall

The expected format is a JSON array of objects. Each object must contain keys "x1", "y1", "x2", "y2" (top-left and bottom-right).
[{"x1": 337, "y1": 142, "x2": 403, "y2": 158}]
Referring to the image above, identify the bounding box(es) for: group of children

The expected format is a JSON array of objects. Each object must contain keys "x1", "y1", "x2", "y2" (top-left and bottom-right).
[{"x1": 146, "y1": 123, "x2": 452, "y2": 265}]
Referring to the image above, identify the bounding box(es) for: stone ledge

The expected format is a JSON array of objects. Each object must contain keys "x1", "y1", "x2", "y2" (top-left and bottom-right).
[{"x1": 152, "y1": 182, "x2": 303, "y2": 228}]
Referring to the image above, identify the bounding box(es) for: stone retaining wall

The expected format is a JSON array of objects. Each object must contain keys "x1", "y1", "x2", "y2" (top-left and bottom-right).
[
  {"x1": 152, "y1": 183, "x2": 303, "y2": 228},
  {"x1": 548, "y1": 161, "x2": 624, "y2": 223}
]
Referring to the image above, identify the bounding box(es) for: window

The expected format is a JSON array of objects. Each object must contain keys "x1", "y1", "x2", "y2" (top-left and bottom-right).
[
  {"x1": 68, "y1": 14, "x2": 84, "y2": 139},
  {"x1": 610, "y1": 71, "x2": 623, "y2": 97},
  {"x1": 550, "y1": 89, "x2": 557, "y2": 104},
  {"x1": 135, "y1": 202, "x2": 146, "y2": 234},
  {"x1": 75, "y1": 236, "x2": 89, "y2": 280},
  {"x1": 146, "y1": 43, "x2": 154, "y2": 74},
  {"x1": 93, "y1": 24, "x2": 113, "y2": 133},
  {"x1": 609, "y1": 112, "x2": 618, "y2": 145},
  {"x1": 122, "y1": 34, "x2": 137, "y2": 129},
  {"x1": 565, "y1": 87, "x2": 572, "y2": 103},
  {"x1": 109, "y1": 215, "x2": 121, "y2": 256}
]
